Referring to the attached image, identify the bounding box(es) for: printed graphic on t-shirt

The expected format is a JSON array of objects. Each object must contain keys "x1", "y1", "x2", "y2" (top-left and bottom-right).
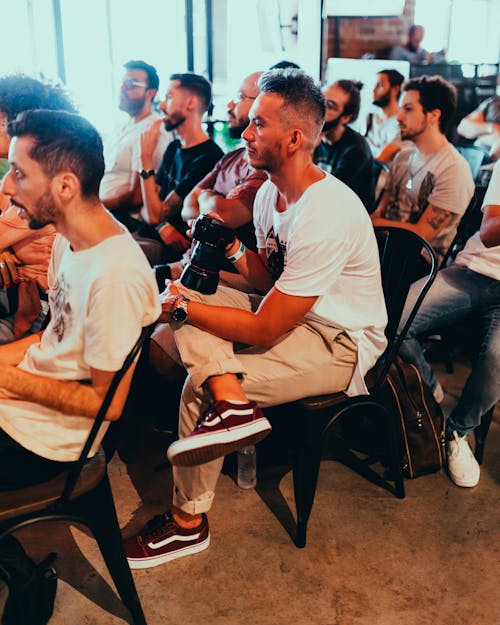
[
  {"x1": 386, "y1": 170, "x2": 435, "y2": 223},
  {"x1": 51, "y1": 273, "x2": 72, "y2": 341},
  {"x1": 265, "y1": 227, "x2": 286, "y2": 280}
]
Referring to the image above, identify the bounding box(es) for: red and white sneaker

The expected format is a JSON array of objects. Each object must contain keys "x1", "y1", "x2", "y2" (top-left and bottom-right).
[
  {"x1": 167, "y1": 400, "x2": 272, "y2": 466},
  {"x1": 124, "y1": 511, "x2": 209, "y2": 569}
]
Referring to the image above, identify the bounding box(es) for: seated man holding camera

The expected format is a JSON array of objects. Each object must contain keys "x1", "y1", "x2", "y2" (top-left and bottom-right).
[
  {"x1": 153, "y1": 71, "x2": 267, "y2": 290},
  {"x1": 124, "y1": 69, "x2": 387, "y2": 568}
]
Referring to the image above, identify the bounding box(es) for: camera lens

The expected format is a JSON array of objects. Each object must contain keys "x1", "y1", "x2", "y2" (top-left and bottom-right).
[{"x1": 180, "y1": 217, "x2": 235, "y2": 294}]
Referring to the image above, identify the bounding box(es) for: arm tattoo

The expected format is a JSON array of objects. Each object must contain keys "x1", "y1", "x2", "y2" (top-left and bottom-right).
[{"x1": 425, "y1": 206, "x2": 456, "y2": 231}]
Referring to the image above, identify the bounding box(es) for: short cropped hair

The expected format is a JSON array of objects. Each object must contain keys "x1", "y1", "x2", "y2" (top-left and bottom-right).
[
  {"x1": 258, "y1": 69, "x2": 325, "y2": 150},
  {"x1": 269, "y1": 60, "x2": 301, "y2": 70},
  {"x1": 169, "y1": 72, "x2": 212, "y2": 113},
  {"x1": 0, "y1": 74, "x2": 77, "y2": 120},
  {"x1": 334, "y1": 79, "x2": 363, "y2": 122},
  {"x1": 403, "y1": 75, "x2": 457, "y2": 134},
  {"x1": 7, "y1": 110, "x2": 105, "y2": 198},
  {"x1": 379, "y1": 69, "x2": 405, "y2": 89},
  {"x1": 123, "y1": 60, "x2": 160, "y2": 91}
]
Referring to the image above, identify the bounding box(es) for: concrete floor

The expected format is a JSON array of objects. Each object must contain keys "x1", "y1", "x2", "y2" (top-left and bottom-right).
[{"x1": 17, "y1": 355, "x2": 499, "y2": 625}]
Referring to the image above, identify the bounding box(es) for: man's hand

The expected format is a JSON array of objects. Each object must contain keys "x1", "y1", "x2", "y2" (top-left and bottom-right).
[
  {"x1": 157, "y1": 223, "x2": 190, "y2": 254},
  {"x1": 158, "y1": 280, "x2": 181, "y2": 322},
  {"x1": 0, "y1": 250, "x2": 20, "y2": 288},
  {"x1": 140, "y1": 118, "x2": 163, "y2": 168}
]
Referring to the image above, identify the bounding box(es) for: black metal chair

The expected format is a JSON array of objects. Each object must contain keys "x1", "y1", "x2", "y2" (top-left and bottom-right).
[
  {"x1": 474, "y1": 405, "x2": 496, "y2": 465},
  {"x1": 264, "y1": 227, "x2": 438, "y2": 548},
  {"x1": 0, "y1": 325, "x2": 153, "y2": 625}
]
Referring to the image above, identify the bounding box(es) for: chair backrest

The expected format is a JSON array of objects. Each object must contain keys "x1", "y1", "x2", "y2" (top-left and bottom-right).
[
  {"x1": 455, "y1": 145, "x2": 488, "y2": 182},
  {"x1": 59, "y1": 324, "x2": 153, "y2": 503},
  {"x1": 373, "y1": 227, "x2": 438, "y2": 387}
]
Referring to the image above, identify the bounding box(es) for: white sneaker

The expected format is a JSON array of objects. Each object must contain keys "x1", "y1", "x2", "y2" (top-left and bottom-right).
[
  {"x1": 433, "y1": 381, "x2": 444, "y2": 404},
  {"x1": 446, "y1": 431, "x2": 480, "y2": 487}
]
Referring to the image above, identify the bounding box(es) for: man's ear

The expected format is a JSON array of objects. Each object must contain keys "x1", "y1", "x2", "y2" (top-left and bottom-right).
[
  {"x1": 287, "y1": 128, "x2": 304, "y2": 155},
  {"x1": 52, "y1": 171, "x2": 80, "y2": 201},
  {"x1": 340, "y1": 113, "x2": 352, "y2": 127},
  {"x1": 428, "y1": 108, "x2": 441, "y2": 128}
]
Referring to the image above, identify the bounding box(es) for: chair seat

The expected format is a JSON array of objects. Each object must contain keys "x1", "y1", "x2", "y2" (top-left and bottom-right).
[
  {"x1": 293, "y1": 367, "x2": 381, "y2": 411},
  {"x1": 0, "y1": 448, "x2": 106, "y2": 523}
]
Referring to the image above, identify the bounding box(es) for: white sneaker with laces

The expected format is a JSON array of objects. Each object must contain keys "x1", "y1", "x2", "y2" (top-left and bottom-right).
[{"x1": 447, "y1": 431, "x2": 480, "y2": 487}]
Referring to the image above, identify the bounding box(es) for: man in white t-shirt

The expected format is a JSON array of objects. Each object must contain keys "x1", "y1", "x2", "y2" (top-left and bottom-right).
[
  {"x1": 398, "y1": 159, "x2": 500, "y2": 488},
  {"x1": 0, "y1": 109, "x2": 160, "y2": 489},
  {"x1": 365, "y1": 68, "x2": 406, "y2": 164},
  {"x1": 124, "y1": 69, "x2": 387, "y2": 568},
  {"x1": 372, "y1": 75, "x2": 475, "y2": 268},
  {"x1": 99, "y1": 60, "x2": 171, "y2": 223}
]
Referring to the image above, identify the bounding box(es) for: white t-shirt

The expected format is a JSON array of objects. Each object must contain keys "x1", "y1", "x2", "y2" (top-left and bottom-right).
[
  {"x1": 365, "y1": 107, "x2": 401, "y2": 156},
  {"x1": 455, "y1": 159, "x2": 500, "y2": 280},
  {"x1": 384, "y1": 143, "x2": 475, "y2": 263},
  {"x1": 254, "y1": 174, "x2": 388, "y2": 396},
  {"x1": 0, "y1": 229, "x2": 161, "y2": 461},
  {"x1": 99, "y1": 113, "x2": 172, "y2": 200}
]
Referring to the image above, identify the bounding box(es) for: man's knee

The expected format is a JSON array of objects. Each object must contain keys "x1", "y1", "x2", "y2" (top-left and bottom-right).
[{"x1": 149, "y1": 336, "x2": 185, "y2": 383}]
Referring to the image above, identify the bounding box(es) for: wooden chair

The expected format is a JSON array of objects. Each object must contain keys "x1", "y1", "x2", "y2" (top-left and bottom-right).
[
  {"x1": 264, "y1": 228, "x2": 438, "y2": 548},
  {"x1": 0, "y1": 325, "x2": 153, "y2": 625}
]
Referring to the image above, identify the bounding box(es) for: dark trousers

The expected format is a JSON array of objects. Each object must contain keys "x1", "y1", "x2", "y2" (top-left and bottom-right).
[{"x1": 0, "y1": 429, "x2": 73, "y2": 490}]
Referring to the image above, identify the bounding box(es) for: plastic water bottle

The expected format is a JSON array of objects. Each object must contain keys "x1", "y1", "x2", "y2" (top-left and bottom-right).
[{"x1": 237, "y1": 445, "x2": 257, "y2": 489}]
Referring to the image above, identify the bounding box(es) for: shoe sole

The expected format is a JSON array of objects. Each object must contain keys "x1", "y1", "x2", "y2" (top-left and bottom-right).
[
  {"x1": 127, "y1": 535, "x2": 210, "y2": 569},
  {"x1": 167, "y1": 418, "x2": 272, "y2": 466}
]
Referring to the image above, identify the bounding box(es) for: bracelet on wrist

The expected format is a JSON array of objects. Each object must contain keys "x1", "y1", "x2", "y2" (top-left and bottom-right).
[{"x1": 226, "y1": 240, "x2": 246, "y2": 263}]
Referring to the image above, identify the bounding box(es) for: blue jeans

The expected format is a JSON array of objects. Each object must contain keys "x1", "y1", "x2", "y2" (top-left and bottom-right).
[{"x1": 398, "y1": 264, "x2": 500, "y2": 437}]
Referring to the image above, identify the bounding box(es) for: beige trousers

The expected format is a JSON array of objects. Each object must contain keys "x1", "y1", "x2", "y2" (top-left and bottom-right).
[{"x1": 151, "y1": 284, "x2": 358, "y2": 515}]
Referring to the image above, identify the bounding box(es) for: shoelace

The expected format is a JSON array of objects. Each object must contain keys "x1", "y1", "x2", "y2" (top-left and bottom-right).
[
  {"x1": 450, "y1": 434, "x2": 472, "y2": 459},
  {"x1": 193, "y1": 404, "x2": 224, "y2": 432},
  {"x1": 140, "y1": 512, "x2": 173, "y2": 540}
]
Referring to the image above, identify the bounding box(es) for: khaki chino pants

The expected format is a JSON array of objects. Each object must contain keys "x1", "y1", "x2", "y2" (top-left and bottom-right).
[{"x1": 151, "y1": 284, "x2": 358, "y2": 514}]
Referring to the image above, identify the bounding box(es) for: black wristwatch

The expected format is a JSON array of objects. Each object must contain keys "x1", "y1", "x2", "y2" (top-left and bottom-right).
[
  {"x1": 139, "y1": 168, "x2": 155, "y2": 179},
  {"x1": 170, "y1": 295, "x2": 189, "y2": 323}
]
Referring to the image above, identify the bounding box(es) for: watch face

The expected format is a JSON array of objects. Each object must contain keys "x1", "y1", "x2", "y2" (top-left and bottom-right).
[
  {"x1": 140, "y1": 169, "x2": 155, "y2": 179},
  {"x1": 171, "y1": 304, "x2": 187, "y2": 322}
]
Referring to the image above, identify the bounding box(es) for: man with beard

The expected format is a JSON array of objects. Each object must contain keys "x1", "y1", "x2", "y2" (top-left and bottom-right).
[
  {"x1": 365, "y1": 69, "x2": 406, "y2": 164},
  {"x1": 313, "y1": 79, "x2": 375, "y2": 211},
  {"x1": 124, "y1": 69, "x2": 387, "y2": 567},
  {"x1": 0, "y1": 74, "x2": 77, "y2": 344},
  {"x1": 138, "y1": 73, "x2": 223, "y2": 262},
  {"x1": 0, "y1": 109, "x2": 160, "y2": 490},
  {"x1": 153, "y1": 71, "x2": 266, "y2": 286},
  {"x1": 99, "y1": 60, "x2": 172, "y2": 221},
  {"x1": 371, "y1": 75, "x2": 474, "y2": 270}
]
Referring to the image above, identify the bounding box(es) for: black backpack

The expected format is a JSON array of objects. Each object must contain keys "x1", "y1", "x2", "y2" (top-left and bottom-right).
[{"x1": 0, "y1": 536, "x2": 57, "y2": 625}]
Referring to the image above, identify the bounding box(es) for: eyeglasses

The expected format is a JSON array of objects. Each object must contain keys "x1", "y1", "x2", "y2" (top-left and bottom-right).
[
  {"x1": 122, "y1": 79, "x2": 148, "y2": 90},
  {"x1": 325, "y1": 99, "x2": 341, "y2": 111},
  {"x1": 235, "y1": 91, "x2": 256, "y2": 103}
]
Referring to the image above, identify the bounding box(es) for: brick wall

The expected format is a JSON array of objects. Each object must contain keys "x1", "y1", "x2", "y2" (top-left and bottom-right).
[{"x1": 321, "y1": 0, "x2": 416, "y2": 79}]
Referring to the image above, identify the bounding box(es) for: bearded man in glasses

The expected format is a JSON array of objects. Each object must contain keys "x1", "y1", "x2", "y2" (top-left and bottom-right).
[{"x1": 99, "y1": 59, "x2": 172, "y2": 224}]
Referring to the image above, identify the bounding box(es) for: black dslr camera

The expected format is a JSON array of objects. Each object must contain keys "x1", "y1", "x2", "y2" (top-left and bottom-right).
[{"x1": 180, "y1": 215, "x2": 235, "y2": 294}]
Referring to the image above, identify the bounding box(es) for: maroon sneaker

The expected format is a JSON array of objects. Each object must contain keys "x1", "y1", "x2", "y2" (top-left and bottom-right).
[
  {"x1": 167, "y1": 400, "x2": 272, "y2": 466},
  {"x1": 124, "y1": 511, "x2": 209, "y2": 569}
]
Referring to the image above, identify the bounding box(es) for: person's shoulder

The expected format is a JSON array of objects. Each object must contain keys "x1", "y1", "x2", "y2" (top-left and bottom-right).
[{"x1": 219, "y1": 146, "x2": 246, "y2": 165}]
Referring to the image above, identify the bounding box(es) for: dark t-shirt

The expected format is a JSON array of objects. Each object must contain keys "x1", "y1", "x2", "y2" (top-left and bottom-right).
[
  {"x1": 156, "y1": 138, "x2": 224, "y2": 235},
  {"x1": 314, "y1": 127, "x2": 375, "y2": 212}
]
